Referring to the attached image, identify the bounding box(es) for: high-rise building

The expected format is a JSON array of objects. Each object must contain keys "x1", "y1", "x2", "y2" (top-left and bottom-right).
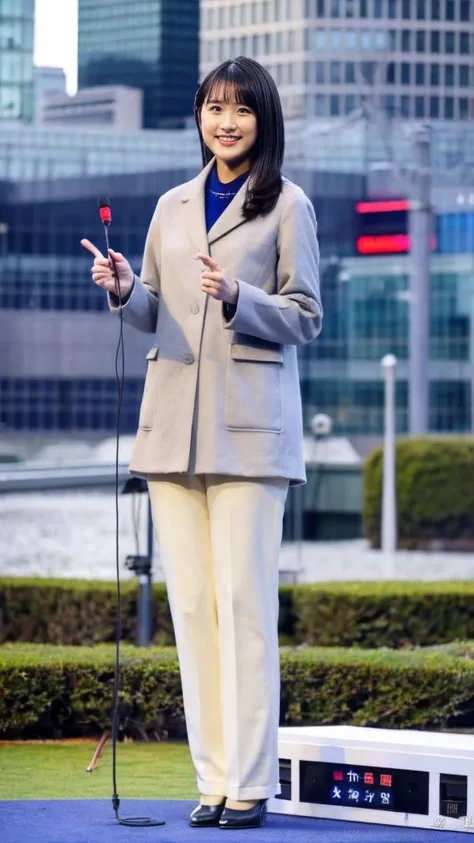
[
  {"x1": 34, "y1": 66, "x2": 67, "y2": 123},
  {"x1": 78, "y1": 0, "x2": 200, "y2": 129},
  {"x1": 0, "y1": 0, "x2": 35, "y2": 122},
  {"x1": 200, "y1": 0, "x2": 474, "y2": 122}
]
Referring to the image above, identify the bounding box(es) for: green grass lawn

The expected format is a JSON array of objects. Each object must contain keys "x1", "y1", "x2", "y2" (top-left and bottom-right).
[{"x1": 0, "y1": 741, "x2": 196, "y2": 801}]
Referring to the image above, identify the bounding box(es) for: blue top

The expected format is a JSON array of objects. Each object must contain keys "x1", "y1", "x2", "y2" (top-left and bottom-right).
[{"x1": 205, "y1": 165, "x2": 249, "y2": 232}]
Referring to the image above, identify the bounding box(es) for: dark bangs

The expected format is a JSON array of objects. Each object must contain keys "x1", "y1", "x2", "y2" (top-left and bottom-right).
[{"x1": 194, "y1": 57, "x2": 285, "y2": 221}]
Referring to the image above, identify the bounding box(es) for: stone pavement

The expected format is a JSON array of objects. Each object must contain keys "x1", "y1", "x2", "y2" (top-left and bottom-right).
[{"x1": 279, "y1": 539, "x2": 474, "y2": 583}]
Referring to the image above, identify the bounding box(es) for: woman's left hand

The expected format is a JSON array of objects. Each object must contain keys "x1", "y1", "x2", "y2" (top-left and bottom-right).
[{"x1": 195, "y1": 252, "x2": 239, "y2": 305}]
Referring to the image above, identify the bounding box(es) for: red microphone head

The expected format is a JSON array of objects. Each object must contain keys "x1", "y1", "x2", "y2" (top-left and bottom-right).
[{"x1": 98, "y1": 196, "x2": 112, "y2": 225}]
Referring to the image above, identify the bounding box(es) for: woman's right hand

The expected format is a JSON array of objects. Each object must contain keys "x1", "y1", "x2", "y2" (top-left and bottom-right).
[{"x1": 81, "y1": 239, "x2": 134, "y2": 297}]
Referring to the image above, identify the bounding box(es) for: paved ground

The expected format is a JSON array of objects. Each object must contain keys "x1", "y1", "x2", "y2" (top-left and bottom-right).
[
  {"x1": 279, "y1": 539, "x2": 474, "y2": 583},
  {"x1": 1, "y1": 491, "x2": 474, "y2": 583}
]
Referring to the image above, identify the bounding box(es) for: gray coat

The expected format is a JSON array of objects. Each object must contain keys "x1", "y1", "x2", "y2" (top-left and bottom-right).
[{"x1": 109, "y1": 158, "x2": 322, "y2": 484}]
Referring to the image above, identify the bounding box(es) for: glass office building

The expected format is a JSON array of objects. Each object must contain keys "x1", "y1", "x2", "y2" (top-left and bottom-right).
[
  {"x1": 0, "y1": 118, "x2": 473, "y2": 440},
  {"x1": 78, "y1": 0, "x2": 200, "y2": 129},
  {"x1": 0, "y1": 0, "x2": 34, "y2": 122},
  {"x1": 201, "y1": 0, "x2": 474, "y2": 122}
]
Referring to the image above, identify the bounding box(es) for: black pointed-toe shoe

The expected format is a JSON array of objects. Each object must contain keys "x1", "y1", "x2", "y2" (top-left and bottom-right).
[
  {"x1": 189, "y1": 800, "x2": 226, "y2": 828},
  {"x1": 219, "y1": 800, "x2": 267, "y2": 830}
]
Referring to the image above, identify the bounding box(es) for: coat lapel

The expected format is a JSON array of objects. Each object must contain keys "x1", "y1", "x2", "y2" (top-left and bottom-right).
[
  {"x1": 181, "y1": 158, "x2": 214, "y2": 255},
  {"x1": 181, "y1": 157, "x2": 249, "y2": 252}
]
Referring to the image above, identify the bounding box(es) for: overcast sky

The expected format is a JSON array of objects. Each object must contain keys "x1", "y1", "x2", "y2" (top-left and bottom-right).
[{"x1": 34, "y1": 0, "x2": 78, "y2": 93}]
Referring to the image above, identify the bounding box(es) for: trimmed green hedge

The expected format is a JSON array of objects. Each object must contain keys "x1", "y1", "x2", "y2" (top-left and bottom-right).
[
  {"x1": 1, "y1": 643, "x2": 473, "y2": 739},
  {"x1": 364, "y1": 437, "x2": 474, "y2": 549},
  {"x1": 4, "y1": 577, "x2": 474, "y2": 649}
]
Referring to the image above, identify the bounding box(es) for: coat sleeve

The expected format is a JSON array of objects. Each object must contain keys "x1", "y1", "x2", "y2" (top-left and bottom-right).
[
  {"x1": 108, "y1": 198, "x2": 162, "y2": 334},
  {"x1": 223, "y1": 188, "x2": 322, "y2": 346}
]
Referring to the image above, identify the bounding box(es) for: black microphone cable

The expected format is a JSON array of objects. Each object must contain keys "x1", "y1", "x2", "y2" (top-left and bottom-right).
[{"x1": 97, "y1": 196, "x2": 165, "y2": 829}]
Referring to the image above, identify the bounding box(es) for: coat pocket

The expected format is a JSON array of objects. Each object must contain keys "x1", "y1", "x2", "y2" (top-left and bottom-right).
[
  {"x1": 138, "y1": 346, "x2": 159, "y2": 431},
  {"x1": 224, "y1": 343, "x2": 283, "y2": 433}
]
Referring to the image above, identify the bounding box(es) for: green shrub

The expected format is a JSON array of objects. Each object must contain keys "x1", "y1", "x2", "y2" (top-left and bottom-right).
[
  {"x1": 364, "y1": 437, "x2": 474, "y2": 549},
  {"x1": 4, "y1": 578, "x2": 474, "y2": 649},
  {"x1": 1, "y1": 643, "x2": 473, "y2": 740}
]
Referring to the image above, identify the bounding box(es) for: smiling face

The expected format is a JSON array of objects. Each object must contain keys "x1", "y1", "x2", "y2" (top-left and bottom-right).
[{"x1": 199, "y1": 84, "x2": 258, "y2": 181}]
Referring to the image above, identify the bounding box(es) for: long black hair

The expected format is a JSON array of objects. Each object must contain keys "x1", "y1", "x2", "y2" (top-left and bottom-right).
[{"x1": 194, "y1": 57, "x2": 285, "y2": 221}]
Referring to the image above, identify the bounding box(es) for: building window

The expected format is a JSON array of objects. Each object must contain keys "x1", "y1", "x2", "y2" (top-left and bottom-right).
[
  {"x1": 401, "y1": 62, "x2": 410, "y2": 85},
  {"x1": 386, "y1": 62, "x2": 395, "y2": 84},
  {"x1": 330, "y1": 60, "x2": 341, "y2": 83},
  {"x1": 330, "y1": 29, "x2": 341, "y2": 47},
  {"x1": 251, "y1": 2, "x2": 257, "y2": 23},
  {"x1": 460, "y1": 32, "x2": 469, "y2": 54},
  {"x1": 314, "y1": 30, "x2": 326, "y2": 49},
  {"x1": 345, "y1": 93, "x2": 356, "y2": 113},
  {"x1": 460, "y1": 1, "x2": 470, "y2": 22},
  {"x1": 317, "y1": 0, "x2": 325, "y2": 14},
  {"x1": 460, "y1": 65, "x2": 469, "y2": 87},
  {"x1": 346, "y1": 0, "x2": 356, "y2": 16},
  {"x1": 445, "y1": 31, "x2": 455, "y2": 54},
  {"x1": 264, "y1": 33, "x2": 271, "y2": 53},
  {"x1": 430, "y1": 31, "x2": 440, "y2": 52},
  {"x1": 288, "y1": 30, "x2": 294, "y2": 51},
  {"x1": 446, "y1": 0, "x2": 455, "y2": 20},
  {"x1": 431, "y1": 0, "x2": 440, "y2": 19},
  {"x1": 385, "y1": 93, "x2": 396, "y2": 115},
  {"x1": 315, "y1": 93, "x2": 326, "y2": 115},
  {"x1": 330, "y1": 0, "x2": 340, "y2": 16},
  {"x1": 374, "y1": 0, "x2": 383, "y2": 17},
  {"x1": 401, "y1": 30, "x2": 410, "y2": 52},
  {"x1": 388, "y1": 0, "x2": 397, "y2": 18},
  {"x1": 415, "y1": 63, "x2": 424, "y2": 85},
  {"x1": 330, "y1": 93, "x2": 340, "y2": 115},
  {"x1": 374, "y1": 30, "x2": 387, "y2": 50},
  {"x1": 445, "y1": 65, "x2": 455, "y2": 87},
  {"x1": 416, "y1": 31, "x2": 425, "y2": 52},
  {"x1": 360, "y1": 0, "x2": 368, "y2": 17},
  {"x1": 360, "y1": 30, "x2": 371, "y2": 49},
  {"x1": 430, "y1": 96, "x2": 439, "y2": 117},
  {"x1": 345, "y1": 61, "x2": 355, "y2": 83},
  {"x1": 230, "y1": 4, "x2": 237, "y2": 25},
  {"x1": 444, "y1": 97, "x2": 454, "y2": 119},
  {"x1": 252, "y1": 34, "x2": 258, "y2": 54},
  {"x1": 315, "y1": 60, "x2": 325, "y2": 82},
  {"x1": 430, "y1": 63, "x2": 439, "y2": 85},
  {"x1": 415, "y1": 96, "x2": 424, "y2": 118},
  {"x1": 275, "y1": 0, "x2": 283, "y2": 20},
  {"x1": 276, "y1": 31, "x2": 283, "y2": 52},
  {"x1": 401, "y1": 95, "x2": 410, "y2": 117},
  {"x1": 240, "y1": 3, "x2": 247, "y2": 25},
  {"x1": 459, "y1": 98, "x2": 469, "y2": 119},
  {"x1": 402, "y1": 0, "x2": 410, "y2": 18},
  {"x1": 345, "y1": 30, "x2": 356, "y2": 48},
  {"x1": 416, "y1": 0, "x2": 425, "y2": 18}
]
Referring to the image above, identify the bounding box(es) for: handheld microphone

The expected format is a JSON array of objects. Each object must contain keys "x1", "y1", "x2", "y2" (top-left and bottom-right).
[
  {"x1": 95, "y1": 195, "x2": 165, "y2": 830},
  {"x1": 97, "y1": 195, "x2": 112, "y2": 226}
]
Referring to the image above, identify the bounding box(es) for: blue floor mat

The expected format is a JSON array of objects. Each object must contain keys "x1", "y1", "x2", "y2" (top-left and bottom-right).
[{"x1": 0, "y1": 800, "x2": 465, "y2": 843}]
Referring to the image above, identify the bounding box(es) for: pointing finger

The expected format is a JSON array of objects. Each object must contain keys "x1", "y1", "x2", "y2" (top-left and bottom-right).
[
  {"x1": 81, "y1": 239, "x2": 104, "y2": 259},
  {"x1": 195, "y1": 252, "x2": 220, "y2": 271}
]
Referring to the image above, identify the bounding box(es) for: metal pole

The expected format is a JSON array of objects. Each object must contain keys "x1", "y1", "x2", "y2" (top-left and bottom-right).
[
  {"x1": 408, "y1": 126, "x2": 432, "y2": 434},
  {"x1": 136, "y1": 497, "x2": 154, "y2": 647},
  {"x1": 381, "y1": 354, "x2": 397, "y2": 567}
]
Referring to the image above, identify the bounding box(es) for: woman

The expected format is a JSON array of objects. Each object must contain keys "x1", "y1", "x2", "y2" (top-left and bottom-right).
[{"x1": 81, "y1": 57, "x2": 322, "y2": 830}]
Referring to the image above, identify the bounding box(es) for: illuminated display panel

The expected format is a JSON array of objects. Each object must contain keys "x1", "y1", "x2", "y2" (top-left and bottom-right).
[{"x1": 300, "y1": 761, "x2": 429, "y2": 815}]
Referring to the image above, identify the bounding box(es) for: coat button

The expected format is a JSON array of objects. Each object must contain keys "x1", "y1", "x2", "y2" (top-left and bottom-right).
[
  {"x1": 190, "y1": 301, "x2": 200, "y2": 314},
  {"x1": 182, "y1": 353, "x2": 195, "y2": 365}
]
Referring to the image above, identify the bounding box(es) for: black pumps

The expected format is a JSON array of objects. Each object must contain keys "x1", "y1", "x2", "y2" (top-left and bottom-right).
[
  {"x1": 189, "y1": 800, "x2": 226, "y2": 828},
  {"x1": 219, "y1": 800, "x2": 267, "y2": 829}
]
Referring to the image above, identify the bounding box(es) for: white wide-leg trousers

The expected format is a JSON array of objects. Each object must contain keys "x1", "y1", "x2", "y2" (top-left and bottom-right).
[{"x1": 147, "y1": 473, "x2": 288, "y2": 801}]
